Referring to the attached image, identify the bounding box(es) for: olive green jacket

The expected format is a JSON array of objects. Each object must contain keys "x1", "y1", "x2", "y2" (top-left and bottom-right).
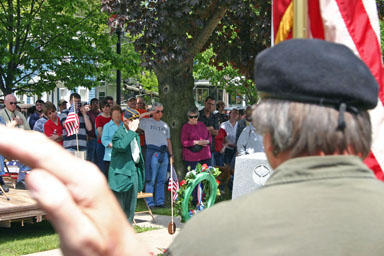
[
  {"x1": 108, "y1": 126, "x2": 145, "y2": 192},
  {"x1": 168, "y1": 156, "x2": 384, "y2": 255}
]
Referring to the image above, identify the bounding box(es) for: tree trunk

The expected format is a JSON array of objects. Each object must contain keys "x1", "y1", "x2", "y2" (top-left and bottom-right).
[{"x1": 154, "y1": 61, "x2": 195, "y2": 179}]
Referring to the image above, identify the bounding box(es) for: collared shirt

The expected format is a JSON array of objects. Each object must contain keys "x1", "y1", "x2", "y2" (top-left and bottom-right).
[
  {"x1": 167, "y1": 156, "x2": 384, "y2": 256},
  {"x1": 0, "y1": 108, "x2": 30, "y2": 130},
  {"x1": 124, "y1": 126, "x2": 140, "y2": 164},
  {"x1": 101, "y1": 120, "x2": 122, "y2": 161},
  {"x1": 220, "y1": 120, "x2": 238, "y2": 145}
]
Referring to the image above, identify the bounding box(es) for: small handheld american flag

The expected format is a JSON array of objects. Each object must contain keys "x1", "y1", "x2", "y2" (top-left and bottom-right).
[
  {"x1": 168, "y1": 166, "x2": 179, "y2": 202},
  {"x1": 64, "y1": 104, "x2": 79, "y2": 136}
]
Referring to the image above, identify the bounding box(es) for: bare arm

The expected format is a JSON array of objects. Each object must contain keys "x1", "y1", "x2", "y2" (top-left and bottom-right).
[
  {"x1": 81, "y1": 107, "x2": 92, "y2": 132},
  {"x1": 167, "y1": 138, "x2": 174, "y2": 165}
]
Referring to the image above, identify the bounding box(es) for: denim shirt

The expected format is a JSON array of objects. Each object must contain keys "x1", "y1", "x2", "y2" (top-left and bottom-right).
[{"x1": 101, "y1": 120, "x2": 122, "y2": 161}]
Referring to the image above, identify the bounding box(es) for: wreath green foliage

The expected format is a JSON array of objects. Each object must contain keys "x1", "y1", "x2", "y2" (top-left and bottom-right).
[{"x1": 174, "y1": 163, "x2": 221, "y2": 222}]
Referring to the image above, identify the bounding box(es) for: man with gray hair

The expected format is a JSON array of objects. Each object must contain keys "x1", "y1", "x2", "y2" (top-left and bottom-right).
[
  {"x1": 0, "y1": 94, "x2": 30, "y2": 130},
  {"x1": 167, "y1": 39, "x2": 383, "y2": 255},
  {"x1": 139, "y1": 102, "x2": 173, "y2": 208},
  {"x1": 0, "y1": 94, "x2": 31, "y2": 189}
]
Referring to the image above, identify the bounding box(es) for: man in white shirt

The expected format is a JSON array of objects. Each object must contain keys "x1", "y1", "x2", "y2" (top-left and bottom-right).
[{"x1": 220, "y1": 108, "x2": 239, "y2": 165}]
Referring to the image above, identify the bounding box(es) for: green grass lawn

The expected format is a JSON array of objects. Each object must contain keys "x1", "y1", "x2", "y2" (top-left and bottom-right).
[
  {"x1": 0, "y1": 221, "x2": 59, "y2": 256},
  {"x1": 0, "y1": 219, "x2": 159, "y2": 256}
]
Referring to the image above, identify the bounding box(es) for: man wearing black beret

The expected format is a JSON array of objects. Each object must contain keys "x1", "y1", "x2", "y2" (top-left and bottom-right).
[
  {"x1": 1, "y1": 39, "x2": 384, "y2": 256},
  {"x1": 167, "y1": 39, "x2": 384, "y2": 255}
]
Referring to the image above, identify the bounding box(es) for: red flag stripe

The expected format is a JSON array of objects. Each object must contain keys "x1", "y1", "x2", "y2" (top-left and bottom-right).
[{"x1": 308, "y1": 0, "x2": 325, "y2": 39}]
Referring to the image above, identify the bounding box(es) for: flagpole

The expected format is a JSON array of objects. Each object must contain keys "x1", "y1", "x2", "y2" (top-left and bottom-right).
[
  {"x1": 75, "y1": 106, "x2": 79, "y2": 152},
  {"x1": 293, "y1": 0, "x2": 308, "y2": 39},
  {"x1": 168, "y1": 163, "x2": 176, "y2": 235}
]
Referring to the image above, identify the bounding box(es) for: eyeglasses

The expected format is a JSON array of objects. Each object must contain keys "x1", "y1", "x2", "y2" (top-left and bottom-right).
[
  {"x1": 48, "y1": 110, "x2": 56, "y2": 115},
  {"x1": 9, "y1": 102, "x2": 17, "y2": 105},
  {"x1": 188, "y1": 115, "x2": 198, "y2": 119},
  {"x1": 156, "y1": 110, "x2": 164, "y2": 113}
]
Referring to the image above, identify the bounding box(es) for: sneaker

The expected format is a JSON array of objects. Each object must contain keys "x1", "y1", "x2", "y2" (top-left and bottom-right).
[
  {"x1": 155, "y1": 204, "x2": 165, "y2": 208},
  {"x1": 1, "y1": 184, "x2": 9, "y2": 193},
  {"x1": 16, "y1": 181, "x2": 27, "y2": 190}
]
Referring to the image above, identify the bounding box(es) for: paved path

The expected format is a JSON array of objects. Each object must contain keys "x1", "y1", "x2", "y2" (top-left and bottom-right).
[{"x1": 24, "y1": 214, "x2": 184, "y2": 256}]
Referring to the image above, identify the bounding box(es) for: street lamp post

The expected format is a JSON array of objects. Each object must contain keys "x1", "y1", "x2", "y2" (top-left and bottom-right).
[{"x1": 116, "y1": 28, "x2": 122, "y2": 105}]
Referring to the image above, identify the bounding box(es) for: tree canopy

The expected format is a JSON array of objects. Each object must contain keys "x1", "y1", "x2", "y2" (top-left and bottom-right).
[
  {"x1": 102, "y1": 0, "x2": 271, "y2": 174},
  {"x1": 102, "y1": 0, "x2": 270, "y2": 80},
  {"x1": 0, "y1": 0, "x2": 139, "y2": 96}
]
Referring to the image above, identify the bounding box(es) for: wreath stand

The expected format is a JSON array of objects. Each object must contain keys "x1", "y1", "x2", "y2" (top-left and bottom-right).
[{"x1": 180, "y1": 172, "x2": 218, "y2": 222}]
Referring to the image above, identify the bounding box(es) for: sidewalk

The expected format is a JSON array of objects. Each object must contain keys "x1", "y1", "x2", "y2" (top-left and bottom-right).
[{"x1": 24, "y1": 214, "x2": 184, "y2": 256}]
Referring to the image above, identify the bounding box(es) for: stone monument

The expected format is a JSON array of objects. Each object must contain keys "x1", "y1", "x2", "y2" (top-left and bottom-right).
[{"x1": 232, "y1": 152, "x2": 273, "y2": 199}]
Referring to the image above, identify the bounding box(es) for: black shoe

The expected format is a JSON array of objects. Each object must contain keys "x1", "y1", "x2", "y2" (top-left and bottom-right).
[
  {"x1": 1, "y1": 184, "x2": 9, "y2": 193},
  {"x1": 155, "y1": 204, "x2": 165, "y2": 208},
  {"x1": 16, "y1": 181, "x2": 26, "y2": 190}
]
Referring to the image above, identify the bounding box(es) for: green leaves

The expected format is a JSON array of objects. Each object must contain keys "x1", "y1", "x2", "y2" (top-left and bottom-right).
[{"x1": 0, "y1": 0, "x2": 138, "y2": 95}]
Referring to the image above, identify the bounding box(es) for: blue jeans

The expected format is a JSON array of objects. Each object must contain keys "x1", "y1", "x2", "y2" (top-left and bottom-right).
[
  {"x1": 86, "y1": 138, "x2": 97, "y2": 164},
  {"x1": 96, "y1": 143, "x2": 106, "y2": 176},
  {"x1": 145, "y1": 150, "x2": 169, "y2": 207}
]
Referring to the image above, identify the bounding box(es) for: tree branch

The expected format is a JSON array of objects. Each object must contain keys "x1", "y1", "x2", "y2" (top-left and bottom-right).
[
  {"x1": 16, "y1": 0, "x2": 44, "y2": 66},
  {"x1": 184, "y1": 5, "x2": 227, "y2": 66}
]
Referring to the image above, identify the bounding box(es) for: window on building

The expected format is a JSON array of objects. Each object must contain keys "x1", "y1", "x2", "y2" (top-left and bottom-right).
[
  {"x1": 228, "y1": 93, "x2": 243, "y2": 105},
  {"x1": 60, "y1": 88, "x2": 68, "y2": 99},
  {"x1": 195, "y1": 88, "x2": 209, "y2": 105},
  {"x1": 98, "y1": 91, "x2": 106, "y2": 101},
  {"x1": 79, "y1": 88, "x2": 87, "y2": 101}
]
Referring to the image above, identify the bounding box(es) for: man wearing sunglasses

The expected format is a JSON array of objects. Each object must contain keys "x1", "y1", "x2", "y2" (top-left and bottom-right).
[
  {"x1": 139, "y1": 102, "x2": 173, "y2": 208},
  {"x1": 0, "y1": 94, "x2": 30, "y2": 130},
  {"x1": 0, "y1": 94, "x2": 31, "y2": 189}
]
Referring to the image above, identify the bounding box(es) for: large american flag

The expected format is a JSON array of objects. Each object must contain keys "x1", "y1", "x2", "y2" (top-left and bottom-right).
[
  {"x1": 64, "y1": 104, "x2": 79, "y2": 136},
  {"x1": 168, "y1": 166, "x2": 179, "y2": 202},
  {"x1": 273, "y1": 0, "x2": 384, "y2": 180}
]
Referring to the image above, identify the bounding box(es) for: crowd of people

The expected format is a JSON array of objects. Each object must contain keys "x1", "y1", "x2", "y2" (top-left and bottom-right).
[
  {"x1": 0, "y1": 88, "x2": 265, "y2": 222},
  {"x1": 0, "y1": 39, "x2": 382, "y2": 255}
]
